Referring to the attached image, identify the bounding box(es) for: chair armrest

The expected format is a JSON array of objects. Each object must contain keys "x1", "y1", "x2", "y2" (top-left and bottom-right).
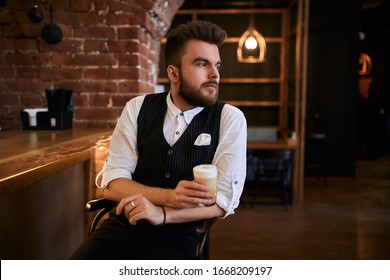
[
  {"x1": 86, "y1": 198, "x2": 117, "y2": 236},
  {"x1": 86, "y1": 198, "x2": 117, "y2": 212}
]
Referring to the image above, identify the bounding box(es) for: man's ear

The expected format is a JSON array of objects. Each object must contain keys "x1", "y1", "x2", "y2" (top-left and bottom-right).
[{"x1": 167, "y1": 65, "x2": 179, "y2": 83}]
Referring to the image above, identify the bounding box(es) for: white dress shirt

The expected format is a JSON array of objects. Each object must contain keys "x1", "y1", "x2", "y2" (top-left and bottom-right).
[{"x1": 97, "y1": 93, "x2": 247, "y2": 218}]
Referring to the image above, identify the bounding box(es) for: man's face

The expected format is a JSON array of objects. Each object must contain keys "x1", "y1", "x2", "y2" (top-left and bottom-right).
[{"x1": 177, "y1": 40, "x2": 221, "y2": 108}]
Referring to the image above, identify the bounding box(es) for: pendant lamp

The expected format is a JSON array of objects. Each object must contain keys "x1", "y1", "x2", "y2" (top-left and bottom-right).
[{"x1": 237, "y1": 1, "x2": 266, "y2": 63}]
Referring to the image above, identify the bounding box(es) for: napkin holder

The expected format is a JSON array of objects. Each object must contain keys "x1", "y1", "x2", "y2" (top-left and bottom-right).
[{"x1": 21, "y1": 111, "x2": 73, "y2": 130}]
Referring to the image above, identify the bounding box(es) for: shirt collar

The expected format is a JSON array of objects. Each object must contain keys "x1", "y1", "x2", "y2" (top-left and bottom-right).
[{"x1": 166, "y1": 92, "x2": 204, "y2": 125}]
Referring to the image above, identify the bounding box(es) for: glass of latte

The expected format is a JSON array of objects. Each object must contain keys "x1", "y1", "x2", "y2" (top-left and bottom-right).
[{"x1": 193, "y1": 164, "x2": 218, "y2": 206}]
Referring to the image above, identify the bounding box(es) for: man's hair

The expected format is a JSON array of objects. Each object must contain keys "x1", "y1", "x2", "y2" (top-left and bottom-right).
[{"x1": 165, "y1": 20, "x2": 227, "y2": 68}]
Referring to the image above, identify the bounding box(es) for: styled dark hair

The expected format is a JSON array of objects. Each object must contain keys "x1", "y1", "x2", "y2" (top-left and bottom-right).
[{"x1": 165, "y1": 20, "x2": 227, "y2": 68}]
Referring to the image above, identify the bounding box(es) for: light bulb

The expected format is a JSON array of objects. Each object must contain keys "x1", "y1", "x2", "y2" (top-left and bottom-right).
[{"x1": 244, "y1": 36, "x2": 258, "y2": 50}]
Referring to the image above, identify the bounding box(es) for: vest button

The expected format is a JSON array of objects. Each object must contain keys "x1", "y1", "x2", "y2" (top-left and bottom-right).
[
  {"x1": 165, "y1": 173, "x2": 171, "y2": 179},
  {"x1": 168, "y1": 149, "x2": 173, "y2": 155},
  {"x1": 180, "y1": 112, "x2": 184, "y2": 116}
]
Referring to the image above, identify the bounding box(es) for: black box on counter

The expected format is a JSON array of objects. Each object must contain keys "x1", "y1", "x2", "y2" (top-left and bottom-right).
[
  {"x1": 21, "y1": 110, "x2": 73, "y2": 130},
  {"x1": 21, "y1": 88, "x2": 73, "y2": 130}
]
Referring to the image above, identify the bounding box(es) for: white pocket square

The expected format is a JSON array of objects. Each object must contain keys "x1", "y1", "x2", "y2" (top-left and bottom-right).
[{"x1": 194, "y1": 133, "x2": 211, "y2": 146}]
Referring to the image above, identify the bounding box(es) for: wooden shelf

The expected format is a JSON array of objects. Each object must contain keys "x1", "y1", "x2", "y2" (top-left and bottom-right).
[{"x1": 225, "y1": 101, "x2": 281, "y2": 107}]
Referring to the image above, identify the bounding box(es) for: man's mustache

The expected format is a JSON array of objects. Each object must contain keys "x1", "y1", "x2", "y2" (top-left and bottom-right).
[{"x1": 202, "y1": 81, "x2": 219, "y2": 87}]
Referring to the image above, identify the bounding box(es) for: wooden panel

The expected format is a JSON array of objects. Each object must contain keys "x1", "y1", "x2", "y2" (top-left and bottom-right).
[{"x1": 0, "y1": 164, "x2": 85, "y2": 259}]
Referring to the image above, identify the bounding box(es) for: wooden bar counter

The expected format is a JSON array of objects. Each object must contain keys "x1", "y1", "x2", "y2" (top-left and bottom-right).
[
  {"x1": 0, "y1": 127, "x2": 112, "y2": 259},
  {"x1": 0, "y1": 128, "x2": 112, "y2": 197}
]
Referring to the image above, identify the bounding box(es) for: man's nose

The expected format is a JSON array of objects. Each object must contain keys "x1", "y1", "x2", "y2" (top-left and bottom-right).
[{"x1": 209, "y1": 66, "x2": 219, "y2": 79}]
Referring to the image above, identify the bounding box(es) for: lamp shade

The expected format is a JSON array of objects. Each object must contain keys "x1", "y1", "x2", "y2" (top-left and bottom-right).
[{"x1": 237, "y1": 27, "x2": 266, "y2": 63}]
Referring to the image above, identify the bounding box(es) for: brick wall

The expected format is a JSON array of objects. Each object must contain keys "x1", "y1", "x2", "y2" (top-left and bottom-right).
[{"x1": 0, "y1": 0, "x2": 184, "y2": 130}]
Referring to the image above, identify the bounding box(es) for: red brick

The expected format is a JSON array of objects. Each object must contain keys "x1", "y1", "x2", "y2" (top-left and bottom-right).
[
  {"x1": 107, "y1": 67, "x2": 141, "y2": 80},
  {"x1": 0, "y1": 66, "x2": 15, "y2": 79},
  {"x1": 75, "y1": 54, "x2": 117, "y2": 66},
  {"x1": 118, "y1": 81, "x2": 142, "y2": 93},
  {"x1": 0, "y1": 39, "x2": 14, "y2": 51},
  {"x1": 84, "y1": 40, "x2": 108, "y2": 52},
  {"x1": 111, "y1": 94, "x2": 138, "y2": 107},
  {"x1": 16, "y1": 67, "x2": 39, "y2": 79},
  {"x1": 107, "y1": 41, "x2": 139, "y2": 53},
  {"x1": 117, "y1": 54, "x2": 141, "y2": 66},
  {"x1": 138, "y1": 55, "x2": 152, "y2": 71},
  {"x1": 0, "y1": 93, "x2": 19, "y2": 106},
  {"x1": 70, "y1": 0, "x2": 92, "y2": 12},
  {"x1": 4, "y1": 24, "x2": 41, "y2": 38},
  {"x1": 6, "y1": 53, "x2": 51, "y2": 65},
  {"x1": 72, "y1": 92, "x2": 88, "y2": 107},
  {"x1": 117, "y1": 27, "x2": 142, "y2": 40},
  {"x1": 56, "y1": 12, "x2": 82, "y2": 26},
  {"x1": 108, "y1": 1, "x2": 144, "y2": 14},
  {"x1": 106, "y1": 13, "x2": 135, "y2": 26},
  {"x1": 0, "y1": 9, "x2": 13, "y2": 24},
  {"x1": 85, "y1": 68, "x2": 108, "y2": 79},
  {"x1": 14, "y1": 39, "x2": 38, "y2": 52},
  {"x1": 40, "y1": 40, "x2": 83, "y2": 53},
  {"x1": 40, "y1": 68, "x2": 83, "y2": 80},
  {"x1": 51, "y1": 54, "x2": 76, "y2": 66},
  {"x1": 7, "y1": 80, "x2": 51, "y2": 93},
  {"x1": 4, "y1": 0, "x2": 30, "y2": 10},
  {"x1": 89, "y1": 93, "x2": 111, "y2": 107},
  {"x1": 94, "y1": 0, "x2": 109, "y2": 11},
  {"x1": 75, "y1": 107, "x2": 119, "y2": 121},
  {"x1": 20, "y1": 92, "x2": 45, "y2": 107},
  {"x1": 74, "y1": 27, "x2": 116, "y2": 40},
  {"x1": 79, "y1": 13, "x2": 105, "y2": 26},
  {"x1": 82, "y1": 81, "x2": 117, "y2": 93},
  {"x1": 52, "y1": 81, "x2": 79, "y2": 92},
  {"x1": 0, "y1": 81, "x2": 7, "y2": 90},
  {"x1": 134, "y1": 0, "x2": 156, "y2": 10}
]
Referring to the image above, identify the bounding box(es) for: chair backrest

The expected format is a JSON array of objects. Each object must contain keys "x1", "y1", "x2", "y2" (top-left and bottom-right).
[
  {"x1": 85, "y1": 198, "x2": 215, "y2": 259},
  {"x1": 254, "y1": 150, "x2": 292, "y2": 184}
]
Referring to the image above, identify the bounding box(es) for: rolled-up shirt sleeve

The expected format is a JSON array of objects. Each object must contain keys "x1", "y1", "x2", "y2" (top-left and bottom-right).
[
  {"x1": 213, "y1": 104, "x2": 247, "y2": 218},
  {"x1": 97, "y1": 96, "x2": 145, "y2": 190}
]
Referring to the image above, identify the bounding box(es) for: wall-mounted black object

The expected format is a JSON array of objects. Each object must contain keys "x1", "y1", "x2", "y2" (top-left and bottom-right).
[
  {"x1": 28, "y1": 5, "x2": 44, "y2": 23},
  {"x1": 41, "y1": 23, "x2": 63, "y2": 44},
  {"x1": 27, "y1": 1, "x2": 63, "y2": 44},
  {"x1": 41, "y1": 3, "x2": 63, "y2": 44}
]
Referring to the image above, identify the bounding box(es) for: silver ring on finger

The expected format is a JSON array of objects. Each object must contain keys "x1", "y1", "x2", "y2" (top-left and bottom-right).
[{"x1": 131, "y1": 200, "x2": 136, "y2": 208}]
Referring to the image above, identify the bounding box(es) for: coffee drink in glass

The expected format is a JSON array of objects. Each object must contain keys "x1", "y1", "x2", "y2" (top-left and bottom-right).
[{"x1": 193, "y1": 164, "x2": 218, "y2": 206}]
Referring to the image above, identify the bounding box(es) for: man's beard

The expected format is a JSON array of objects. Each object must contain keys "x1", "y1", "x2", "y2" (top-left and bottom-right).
[{"x1": 178, "y1": 75, "x2": 219, "y2": 107}]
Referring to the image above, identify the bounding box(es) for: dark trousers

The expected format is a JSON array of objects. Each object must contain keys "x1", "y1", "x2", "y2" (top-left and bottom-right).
[{"x1": 71, "y1": 217, "x2": 200, "y2": 260}]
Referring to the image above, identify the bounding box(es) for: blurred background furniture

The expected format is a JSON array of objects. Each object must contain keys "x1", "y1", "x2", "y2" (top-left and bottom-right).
[
  {"x1": 245, "y1": 150, "x2": 292, "y2": 210},
  {"x1": 305, "y1": 113, "x2": 328, "y2": 185}
]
